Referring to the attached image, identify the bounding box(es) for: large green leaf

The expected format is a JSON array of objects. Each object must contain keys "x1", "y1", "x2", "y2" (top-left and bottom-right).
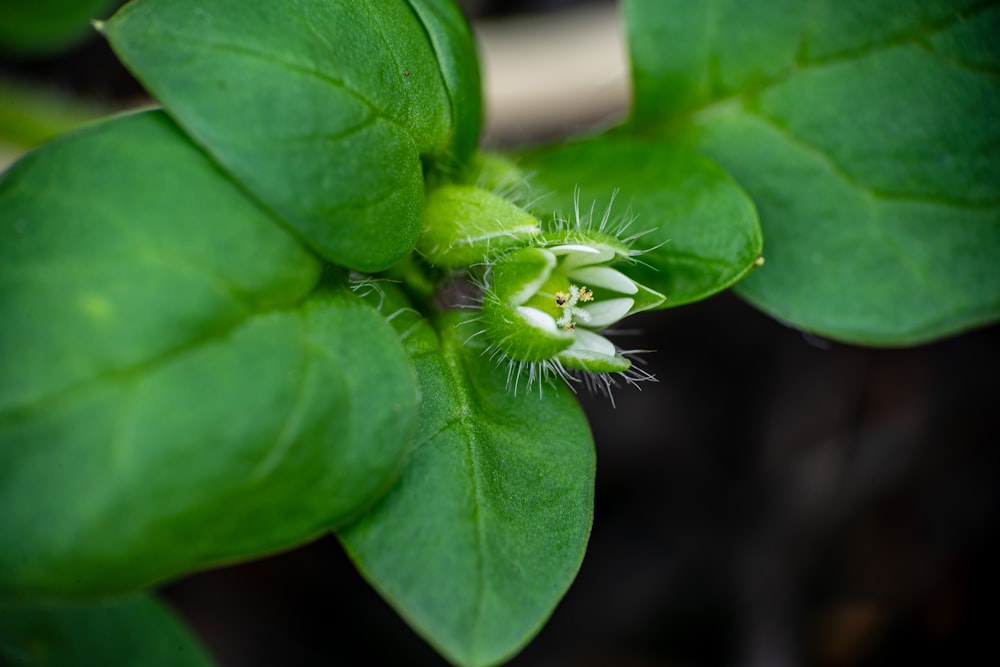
[
  {"x1": 0, "y1": 594, "x2": 216, "y2": 667},
  {"x1": 104, "y1": 0, "x2": 476, "y2": 272},
  {"x1": 520, "y1": 136, "x2": 762, "y2": 307},
  {"x1": 340, "y1": 289, "x2": 594, "y2": 667},
  {"x1": 0, "y1": 111, "x2": 417, "y2": 599},
  {"x1": 625, "y1": 0, "x2": 1000, "y2": 344}
]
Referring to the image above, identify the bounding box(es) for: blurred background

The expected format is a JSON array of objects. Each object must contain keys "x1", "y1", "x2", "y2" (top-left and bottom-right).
[{"x1": 2, "y1": 1, "x2": 998, "y2": 665}]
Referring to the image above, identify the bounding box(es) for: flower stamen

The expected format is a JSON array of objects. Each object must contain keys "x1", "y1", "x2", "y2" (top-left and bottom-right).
[{"x1": 555, "y1": 283, "x2": 594, "y2": 331}]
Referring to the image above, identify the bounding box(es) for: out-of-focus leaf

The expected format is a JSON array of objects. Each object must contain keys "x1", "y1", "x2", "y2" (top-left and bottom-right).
[
  {"x1": 0, "y1": 594, "x2": 216, "y2": 666},
  {"x1": 624, "y1": 0, "x2": 1000, "y2": 344},
  {"x1": 0, "y1": 0, "x2": 116, "y2": 54}
]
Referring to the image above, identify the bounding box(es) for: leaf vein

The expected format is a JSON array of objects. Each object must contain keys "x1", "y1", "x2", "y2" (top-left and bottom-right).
[
  {"x1": 915, "y1": 40, "x2": 1000, "y2": 79},
  {"x1": 682, "y1": 1, "x2": 998, "y2": 124},
  {"x1": 745, "y1": 108, "x2": 998, "y2": 209},
  {"x1": 799, "y1": 1, "x2": 998, "y2": 69},
  {"x1": 149, "y1": 33, "x2": 412, "y2": 142},
  {"x1": 442, "y1": 343, "x2": 490, "y2": 658},
  {"x1": 0, "y1": 298, "x2": 313, "y2": 425}
]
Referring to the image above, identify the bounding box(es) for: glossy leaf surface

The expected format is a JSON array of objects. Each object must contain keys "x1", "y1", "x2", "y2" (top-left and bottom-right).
[
  {"x1": 341, "y1": 289, "x2": 594, "y2": 667},
  {"x1": 625, "y1": 0, "x2": 1000, "y2": 344}
]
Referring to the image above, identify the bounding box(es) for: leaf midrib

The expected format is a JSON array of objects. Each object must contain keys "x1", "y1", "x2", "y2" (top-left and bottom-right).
[
  {"x1": 440, "y1": 339, "x2": 490, "y2": 662},
  {"x1": 0, "y1": 292, "x2": 318, "y2": 426}
]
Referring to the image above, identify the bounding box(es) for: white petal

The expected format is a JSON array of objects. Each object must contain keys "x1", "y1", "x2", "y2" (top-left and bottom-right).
[
  {"x1": 565, "y1": 329, "x2": 617, "y2": 358},
  {"x1": 516, "y1": 306, "x2": 558, "y2": 333},
  {"x1": 550, "y1": 244, "x2": 615, "y2": 271},
  {"x1": 566, "y1": 266, "x2": 638, "y2": 294},
  {"x1": 581, "y1": 298, "x2": 634, "y2": 328},
  {"x1": 548, "y1": 243, "x2": 600, "y2": 256}
]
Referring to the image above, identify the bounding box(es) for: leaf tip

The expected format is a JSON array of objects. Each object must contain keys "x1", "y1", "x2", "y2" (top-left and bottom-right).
[{"x1": 91, "y1": 19, "x2": 107, "y2": 35}]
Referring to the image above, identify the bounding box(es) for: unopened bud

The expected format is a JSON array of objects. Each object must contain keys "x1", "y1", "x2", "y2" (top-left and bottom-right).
[{"x1": 418, "y1": 185, "x2": 540, "y2": 268}]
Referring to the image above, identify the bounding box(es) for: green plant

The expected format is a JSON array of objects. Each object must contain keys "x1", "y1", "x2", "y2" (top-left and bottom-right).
[{"x1": 1, "y1": 1, "x2": 997, "y2": 666}]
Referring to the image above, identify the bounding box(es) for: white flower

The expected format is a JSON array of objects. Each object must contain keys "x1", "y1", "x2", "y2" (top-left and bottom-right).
[{"x1": 479, "y1": 236, "x2": 665, "y2": 389}]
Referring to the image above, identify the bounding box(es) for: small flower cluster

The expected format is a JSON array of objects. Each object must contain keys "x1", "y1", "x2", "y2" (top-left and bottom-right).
[
  {"x1": 476, "y1": 203, "x2": 665, "y2": 395},
  {"x1": 419, "y1": 162, "x2": 665, "y2": 396}
]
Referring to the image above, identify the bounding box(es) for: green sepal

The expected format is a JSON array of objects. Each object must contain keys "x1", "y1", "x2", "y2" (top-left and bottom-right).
[
  {"x1": 480, "y1": 296, "x2": 575, "y2": 363},
  {"x1": 630, "y1": 281, "x2": 668, "y2": 313},
  {"x1": 537, "y1": 229, "x2": 632, "y2": 261},
  {"x1": 488, "y1": 246, "x2": 556, "y2": 305},
  {"x1": 556, "y1": 329, "x2": 632, "y2": 374},
  {"x1": 482, "y1": 246, "x2": 573, "y2": 361}
]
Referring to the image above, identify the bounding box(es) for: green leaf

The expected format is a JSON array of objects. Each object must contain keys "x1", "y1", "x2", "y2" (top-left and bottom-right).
[
  {"x1": 0, "y1": 0, "x2": 116, "y2": 54},
  {"x1": 0, "y1": 110, "x2": 320, "y2": 414},
  {"x1": 405, "y1": 0, "x2": 483, "y2": 165},
  {"x1": 104, "y1": 0, "x2": 475, "y2": 272},
  {"x1": 0, "y1": 594, "x2": 216, "y2": 667},
  {"x1": 340, "y1": 292, "x2": 594, "y2": 667},
  {"x1": 624, "y1": 0, "x2": 1000, "y2": 344},
  {"x1": 520, "y1": 136, "x2": 763, "y2": 307},
  {"x1": 0, "y1": 111, "x2": 417, "y2": 599}
]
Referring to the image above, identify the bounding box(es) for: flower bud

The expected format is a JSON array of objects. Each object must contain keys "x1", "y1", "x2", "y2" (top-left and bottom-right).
[{"x1": 418, "y1": 185, "x2": 540, "y2": 268}]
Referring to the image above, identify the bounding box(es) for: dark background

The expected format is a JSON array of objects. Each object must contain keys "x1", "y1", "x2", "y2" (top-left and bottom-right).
[{"x1": 3, "y1": 1, "x2": 998, "y2": 665}]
